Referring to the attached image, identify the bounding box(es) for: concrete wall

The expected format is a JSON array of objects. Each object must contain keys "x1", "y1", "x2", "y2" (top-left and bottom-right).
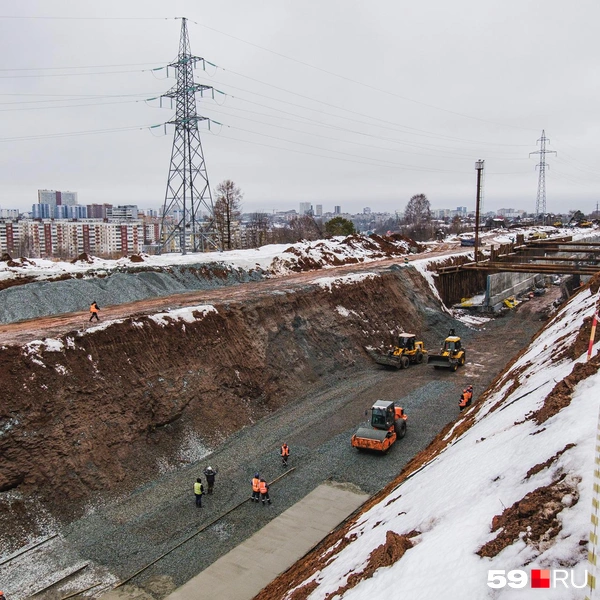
[{"x1": 485, "y1": 272, "x2": 544, "y2": 310}]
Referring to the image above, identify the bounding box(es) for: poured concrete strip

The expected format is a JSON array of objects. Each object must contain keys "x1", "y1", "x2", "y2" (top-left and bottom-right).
[{"x1": 166, "y1": 483, "x2": 369, "y2": 600}]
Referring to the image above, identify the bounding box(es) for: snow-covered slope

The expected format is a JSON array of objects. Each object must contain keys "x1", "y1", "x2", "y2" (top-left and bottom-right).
[
  {"x1": 274, "y1": 284, "x2": 600, "y2": 600},
  {"x1": 0, "y1": 235, "x2": 412, "y2": 284}
]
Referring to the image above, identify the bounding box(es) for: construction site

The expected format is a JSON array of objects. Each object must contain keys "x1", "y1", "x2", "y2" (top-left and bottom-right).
[{"x1": 2, "y1": 229, "x2": 597, "y2": 599}]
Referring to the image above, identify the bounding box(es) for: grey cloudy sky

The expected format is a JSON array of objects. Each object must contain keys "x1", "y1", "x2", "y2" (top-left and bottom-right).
[{"x1": 1, "y1": 0, "x2": 599, "y2": 216}]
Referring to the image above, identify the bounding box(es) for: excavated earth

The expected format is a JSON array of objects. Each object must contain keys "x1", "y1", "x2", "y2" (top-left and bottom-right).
[{"x1": 0, "y1": 248, "x2": 565, "y2": 599}]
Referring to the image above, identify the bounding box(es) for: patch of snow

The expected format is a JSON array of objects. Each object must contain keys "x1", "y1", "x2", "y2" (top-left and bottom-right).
[
  {"x1": 313, "y1": 272, "x2": 377, "y2": 290},
  {"x1": 148, "y1": 304, "x2": 217, "y2": 326},
  {"x1": 336, "y1": 305, "x2": 359, "y2": 317}
]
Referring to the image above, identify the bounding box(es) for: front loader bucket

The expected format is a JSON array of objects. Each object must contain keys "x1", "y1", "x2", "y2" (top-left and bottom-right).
[
  {"x1": 365, "y1": 347, "x2": 406, "y2": 369},
  {"x1": 428, "y1": 354, "x2": 452, "y2": 368}
]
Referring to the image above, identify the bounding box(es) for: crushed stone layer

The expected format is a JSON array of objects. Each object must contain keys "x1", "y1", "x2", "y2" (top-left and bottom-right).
[{"x1": 149, "y1": 483, "x2": 369, "y2": 600}]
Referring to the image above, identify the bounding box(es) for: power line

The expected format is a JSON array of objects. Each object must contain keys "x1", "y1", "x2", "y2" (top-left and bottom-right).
[
  {"x1": 0, "y1": 62, "x2": 163, "y2": 71},
  {"x1": 529, "y1": 130, "x2": 557, "y2": 220},
  {"x1": 0, "y1": 92, "x2": 153, "y2": 105},
  {"x1": 195, "y1": 21, "x2": 540, "y2": 133},
  {"x1": 0, "y1": 67, "x2": 163, "y2": 78},
  {"x1": 201, "y1": 102, "x2": 529, "y2": 163},
  {"x1": 0, "y1": 124, "x2": 158, "y2": 143},
  {"x1": 194, "y1": 74, "x2": 530, "y2": 153},
  {"x1": 160, "y1": 17, "x2": 218, "y2": 254},
  {"x1": 0, "y1": 15, "x2": 171, "y2": 20},
  {"x1": 0, "y1": 98, "x2": 144, "y2": 112}
]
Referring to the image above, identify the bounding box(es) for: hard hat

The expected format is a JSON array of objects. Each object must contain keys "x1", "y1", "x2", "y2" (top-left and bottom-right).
[
  {"x1": 254, "y1": 472, "x2": 259, "y2": 478},
  {"x1": 208, "y1": 466, "x2": 212, "y2": 470}
]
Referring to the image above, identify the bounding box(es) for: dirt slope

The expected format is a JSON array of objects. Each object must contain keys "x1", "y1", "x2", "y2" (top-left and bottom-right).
[{"x1": 0, "y1": 266, "x2": 441, "y2": 515}]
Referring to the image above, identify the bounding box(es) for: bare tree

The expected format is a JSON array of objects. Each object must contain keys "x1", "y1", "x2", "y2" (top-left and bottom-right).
[
  {"x1": 246, "y1": 212, "x2": 270, "y2": 248},
  {"x1": 213, "y1": 180, "x2": 243, "y2": 250},
  {"x1": 403, "y1": 193, "x2": 432, "y2": 241},
  {"x1": 288, "y1": 215, "x2": 322, "y2": 241},
  {"x1": 404, "y1": 194, "x2": 432, "y2": 226},
  {"x1": 17, "y1": 232, "x2": 36, "y2": 258}
]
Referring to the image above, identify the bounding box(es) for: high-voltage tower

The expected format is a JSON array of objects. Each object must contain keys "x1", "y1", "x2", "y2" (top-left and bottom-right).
[
  {"x1": 160, "y1": 17, "x2": 218, "y2": 254},
  {"x1": 529, "y1": 130, "x2": 556, "y2": 223}
]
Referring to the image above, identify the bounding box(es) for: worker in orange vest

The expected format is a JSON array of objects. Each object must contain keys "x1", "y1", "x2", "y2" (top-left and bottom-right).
[
  {"x1": 89, "y1": 301, "x2": 100, "y2": 322},
  {"x1": 259, "y1": 477, "x2": 271, "y2": 505},
  {"x1": 251, "y1": 472, "x2": 261, "y2": 503},
  {"x1": 280, "y1": 442, "x2": 290, "y2": 467},
  {"x1": 459, "y1": 385, "x2": 473, "y2": 411}
]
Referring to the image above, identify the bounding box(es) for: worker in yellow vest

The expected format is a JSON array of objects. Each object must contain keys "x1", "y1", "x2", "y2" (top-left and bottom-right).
[{"x1": 194, "y1": 478, "x2": 204, "y2": 507}]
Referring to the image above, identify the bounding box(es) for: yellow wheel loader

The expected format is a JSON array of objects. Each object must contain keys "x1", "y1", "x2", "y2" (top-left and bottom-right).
[
  {"x1": 366, "y1": 333, "x2": 428, "y2": 369},
  {"x1": 351, "y1": 400, "x2": 408, "y2": 453},
  {"x1": 428, "y1": 331, "x2": 466, "y2": 372}
]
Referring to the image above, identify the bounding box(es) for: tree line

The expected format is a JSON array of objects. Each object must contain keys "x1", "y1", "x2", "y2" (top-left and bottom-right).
[{"x1": 212, "y1": 180, "x2": 356, "y2": 250}]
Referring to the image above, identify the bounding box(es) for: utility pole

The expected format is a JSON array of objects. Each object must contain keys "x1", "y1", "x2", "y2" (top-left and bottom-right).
[
  {"x1": 160, "y1": 17, "x2": 218, "y2": 254},
  {"x1": 474, "y1": 159, "x2": 484, "y2": 264},
  {"x1": 529, "y1": 130, "x2": 556, "y2": 226}
]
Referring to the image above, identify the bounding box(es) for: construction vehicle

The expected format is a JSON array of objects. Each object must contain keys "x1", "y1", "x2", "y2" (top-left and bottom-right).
[
  {"x1": 428, "y1": 330, "x2": 466, "y2": 372},
  {"x1": 528, "y1": 231, "x2": 548, "y2": 240},
  {"x1": 365, "y1": 333, "x2": 428, "y2": 369},
  {"x1": 351, "y1": 400, "x2": 407, "y2": 453}
]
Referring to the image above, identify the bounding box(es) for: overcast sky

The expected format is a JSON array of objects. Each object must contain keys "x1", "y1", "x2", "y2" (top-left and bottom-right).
[{"x1": 1, "y1": 0, "x2": 599, "y2": 216}]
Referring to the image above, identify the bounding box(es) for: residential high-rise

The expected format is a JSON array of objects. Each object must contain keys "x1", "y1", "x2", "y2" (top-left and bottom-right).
[
  {"x1": 107, "y1": 205, "x2": 139, "y2": 220},
  {"x1": 37, "y1": 189, "x2": 78, "y2": 208},
  {"x1": 32, "y1": 203, "x2": 52, "y2": 219},
  {"x1": 87, "y1": 204, "x2": 112, "y2": 219}
]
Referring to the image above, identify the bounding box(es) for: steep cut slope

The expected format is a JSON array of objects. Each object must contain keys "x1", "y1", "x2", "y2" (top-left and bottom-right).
[{"x1": 0, "y1": 267, "x2": 442, "y2": 518}]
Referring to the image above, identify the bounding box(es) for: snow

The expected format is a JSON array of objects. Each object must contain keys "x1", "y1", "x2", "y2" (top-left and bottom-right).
[
  {"x1": 0, "y1": 236, "x2": 410, "y2": 284},
  {"x1": 148, "y1": 304, "x2": 217, "y2": 326},
  {"x1": 313, "y1": 272, "x2": 377, "y2": 290},
  {"x1": 286, "y1": 286, "x2": 600, "y2": 600},
  {"x1": 336, "y1": 306, "x2": 359, "y2": 318}
]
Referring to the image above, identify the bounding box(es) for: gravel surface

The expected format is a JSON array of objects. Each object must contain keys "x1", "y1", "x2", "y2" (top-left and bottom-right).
[{"x1": 2, "y1": 290, "x2": 560, "y2": 600}]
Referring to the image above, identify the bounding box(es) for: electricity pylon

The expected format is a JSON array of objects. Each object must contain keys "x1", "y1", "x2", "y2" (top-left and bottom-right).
[
  {"x1": 529, "y1": 130, "x2": 556, "y2": 224},
  {"x1": 160, "y1": 17, "x2": 218, "y2": 254}
]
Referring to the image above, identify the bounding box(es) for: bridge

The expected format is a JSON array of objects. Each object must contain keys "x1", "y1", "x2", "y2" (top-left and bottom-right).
[
  {"x1": 433, "y1": 234, "x2": 600, "y2": 307},
  {"x1": 438, "y1": 235, "x2": 600, "y2": 276}
]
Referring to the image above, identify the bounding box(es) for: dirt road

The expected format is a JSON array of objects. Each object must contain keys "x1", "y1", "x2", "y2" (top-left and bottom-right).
[{"x1": 0, "y1": 246, "x2": 466, "y2": 347}]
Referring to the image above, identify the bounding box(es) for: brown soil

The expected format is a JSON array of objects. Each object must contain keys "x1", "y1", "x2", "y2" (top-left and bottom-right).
[
  {"x1": 0, "y1": 264, "x2": 439, "y2": 513},
  {"x1": 570, "y1": 315, "x2": 599, "y2": 360},
  {"x1": 528, "y1": 354, "x2": 600, "y2": 425},
  {"x1": 324, "y1": 530, "x2": 418, "y2": 600},
  {"x1": 525, "y1": 443, "x2": 576, "y2": 480},
  {"x1": 477, "y1": 473, "x2": 580, "y2": 558}
]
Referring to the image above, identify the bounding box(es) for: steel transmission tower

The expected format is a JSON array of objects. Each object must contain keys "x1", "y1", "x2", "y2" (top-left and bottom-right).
[
  {"x1": 529, "y1": 130, "x2": 556, "y2": 224},
  {"x1": 160, "y1": 17, "x2": 217, "y2": 254}
]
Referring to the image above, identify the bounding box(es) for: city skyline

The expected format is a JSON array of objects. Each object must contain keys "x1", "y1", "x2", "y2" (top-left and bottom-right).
[{"x1": 1, "y1": 2, "x2": 599, "y2": 217}]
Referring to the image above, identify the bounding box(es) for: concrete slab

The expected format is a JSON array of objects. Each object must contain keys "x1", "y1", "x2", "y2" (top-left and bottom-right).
[{"x1": 165, "y1": 483, "x2": 369, "y2": 600}]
